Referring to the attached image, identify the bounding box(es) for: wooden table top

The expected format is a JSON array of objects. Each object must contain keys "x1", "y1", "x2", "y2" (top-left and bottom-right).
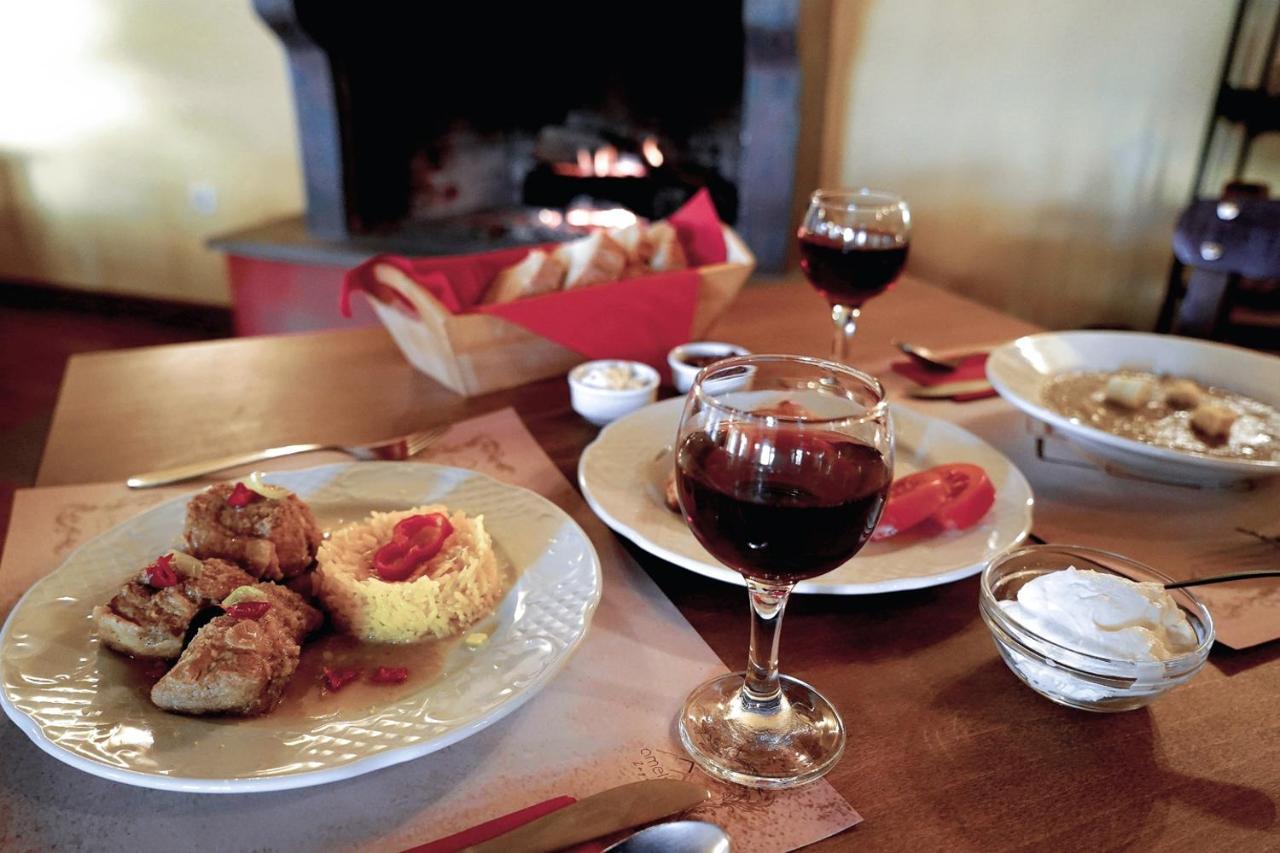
[{"x1": 33, "y1": 277, "x2": 1279, "y2": 850}]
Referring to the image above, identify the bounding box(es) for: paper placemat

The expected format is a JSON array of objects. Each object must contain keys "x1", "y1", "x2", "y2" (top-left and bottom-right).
[{"x1": 0, "y1": 408, "x2": 860, "y2": 852}]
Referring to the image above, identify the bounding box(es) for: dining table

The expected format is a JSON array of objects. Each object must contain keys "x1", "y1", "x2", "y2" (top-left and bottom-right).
[{"x1": 9, "y1": 274, "x2": 1279, "y2": 851}]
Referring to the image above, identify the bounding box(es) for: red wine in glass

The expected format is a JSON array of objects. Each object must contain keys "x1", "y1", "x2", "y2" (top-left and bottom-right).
[
  {"x1": 798, "y1": 231, "x2": 909, "y2": 308},
  {"x1": 673, "y1": 355, "x2": 892, "y2": 789},
  {"x1": 799, "y1": 190, "x2": 911, "y2": 363},
  {"x1": 676, "y1": 427, "x2": 891, "y2": 583}
]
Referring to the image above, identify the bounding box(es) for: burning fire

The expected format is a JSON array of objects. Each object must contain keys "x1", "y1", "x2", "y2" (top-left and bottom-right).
[
  {"x1": 642, "y1": 136, "x2": 664, "y2": 169},
  {"x1": 552, "y1": 141, "x2": 658, "y2": 179},
  {"x1": 566, "y1": 206, "x2": 637, "y2": 229},
  {"x1": 537, "y1": 205, "x2": 638, "y2": 231}
]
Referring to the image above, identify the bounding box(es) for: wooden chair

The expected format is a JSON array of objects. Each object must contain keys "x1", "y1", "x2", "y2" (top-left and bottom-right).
[{"x1": 1157, "y1": 196, "x2": 1280, "y2": 347}]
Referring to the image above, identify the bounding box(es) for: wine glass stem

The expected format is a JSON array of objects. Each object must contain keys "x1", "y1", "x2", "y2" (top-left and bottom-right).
[
  {"x1": 831, "y1": 304, "x2": 860, "y2": 363},
  {"x1": 743, "y1": 579, "x2": 793, "y2": 710}
]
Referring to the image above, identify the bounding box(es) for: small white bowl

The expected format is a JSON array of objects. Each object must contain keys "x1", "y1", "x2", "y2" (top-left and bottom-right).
[
  {"x1": 568, "y1": 360, "x2": 660, "y2": 426},
  {"x1": 667, "y1": 342, "x2": 751, "y2": 393}
]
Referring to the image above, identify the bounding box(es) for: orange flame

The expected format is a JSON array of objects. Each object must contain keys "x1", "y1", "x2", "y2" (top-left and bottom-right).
[
  {"x1": 593, "y1": 145, "x2": 617, "y2": 177},
  {"x1": 642, "y1": 137, "x2": 664, "y2": 169}
]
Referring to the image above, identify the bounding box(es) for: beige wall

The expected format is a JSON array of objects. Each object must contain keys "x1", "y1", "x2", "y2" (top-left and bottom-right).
[
  {"x1": 0, "y1": 0, "x2": 1268, "y2": 328},
  {"x1": 0, "y1": 0, "x2": 302, "y2": 305},
  {"x1": 818, "y1": 0, "x2": 1238, "y2": 330}
]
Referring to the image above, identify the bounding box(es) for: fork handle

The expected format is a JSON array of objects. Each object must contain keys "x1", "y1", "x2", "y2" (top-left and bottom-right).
[{"x1": 125, "y1": 444, "x2": 327, "y2": 489}]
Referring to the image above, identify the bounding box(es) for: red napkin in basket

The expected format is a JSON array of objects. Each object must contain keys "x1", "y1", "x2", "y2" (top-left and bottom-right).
[
  {"x1": 339, "y1": 190, "x2": 728, "y2": 372},
  {"x1": 402, "y1": 795, "x2": 602, "y2": 853},
  {"x1": 890, "y1": 352, "x2": 997, "y2": 401},
  {"x1": 667, "y1": 188, "x2": 726, "y2": 267}
]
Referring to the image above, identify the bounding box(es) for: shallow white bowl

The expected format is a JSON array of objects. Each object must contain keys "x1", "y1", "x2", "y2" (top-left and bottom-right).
[
  {"x1": 568, "y1": 360, "x2": 660, "y2": 426},
  {"x1": 986, "y1": 331, "x2": 1280, "y2": 486},
  {"x1": 667, "y1": 341, "x2": 751, "y2": 393}
]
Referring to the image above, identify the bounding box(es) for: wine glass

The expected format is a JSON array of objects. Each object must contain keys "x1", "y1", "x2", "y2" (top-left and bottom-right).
[
  {"x1": 674, "y1": 354, "x2": 894, "y2": 788},
  {"x1": 798, "y1": 189, "x2": 911, "y2": 364}
]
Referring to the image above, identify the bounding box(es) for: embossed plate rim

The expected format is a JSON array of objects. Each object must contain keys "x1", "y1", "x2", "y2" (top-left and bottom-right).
[{"x1": 0, "y1": 462, "x2": 603, "y2": 793}]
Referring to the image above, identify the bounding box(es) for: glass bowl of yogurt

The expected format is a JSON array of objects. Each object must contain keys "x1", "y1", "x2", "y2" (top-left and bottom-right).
[{"x1": 980, "y1": 545, "x2": 1214, "y2": 712}]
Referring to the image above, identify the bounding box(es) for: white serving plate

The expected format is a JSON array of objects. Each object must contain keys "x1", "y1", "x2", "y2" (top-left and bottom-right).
[
  {"x1": 986, "y1": 331, "x2": 1280, "y2": 486},
  {"x1": 0, "y1": 462, "x2": 602, "y2": 793},
  {"x1": 579, "y1": 397, "x2": 1034, "y2": 595}
]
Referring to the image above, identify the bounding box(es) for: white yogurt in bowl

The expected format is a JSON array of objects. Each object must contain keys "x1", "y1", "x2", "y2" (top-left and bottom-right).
[
  {"x1": 998, "y1": 568, "x2": 1199, "y2": 662},
  {"x1": 980, "y1": 546, "x2": 1213, "y2": 711}
]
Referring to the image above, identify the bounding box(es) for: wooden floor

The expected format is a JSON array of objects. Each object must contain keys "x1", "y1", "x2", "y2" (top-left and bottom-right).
[{"x1": 0, "y1": 299, "x2": 225, "y2": 546}]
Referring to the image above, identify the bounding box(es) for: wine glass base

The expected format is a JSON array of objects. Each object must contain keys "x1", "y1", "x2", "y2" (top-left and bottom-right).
[{"x1": 678, "y1": 672, "x2": 846, "y2": 789}]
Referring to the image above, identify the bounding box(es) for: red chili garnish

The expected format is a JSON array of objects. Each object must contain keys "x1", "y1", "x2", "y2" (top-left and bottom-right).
[
  {"x1": 322, "y1": 667, "x2": 360, "y2": 692},
  {"x1": 370, "y1": 666, "x2": 409, "y2": 684},
  {"x1": 142, "y1": 554, "x2": 179, "y2": 588},
  {"x1": 371, "y1": 512, "x2": 454, "y2": 582},
  {"x1": 137, "y1": 658, "x2": 170, "y2": 683},
  {"x1": 225, "y1": 600, "x2": 272, "y2": 620},
  {"x1": 226, "y1": 482, "x2": 260, "y2": 507}
]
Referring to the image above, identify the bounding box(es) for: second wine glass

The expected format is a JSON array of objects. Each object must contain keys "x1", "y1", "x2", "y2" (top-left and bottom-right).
[{"x1": 798, "y1": 189, "x2": 911, "y2": 363}]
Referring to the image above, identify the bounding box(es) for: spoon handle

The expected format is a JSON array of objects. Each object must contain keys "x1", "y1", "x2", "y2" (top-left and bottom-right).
[{"x1": 1165, "y1": 570, "x2": 1280, "y2": 590}]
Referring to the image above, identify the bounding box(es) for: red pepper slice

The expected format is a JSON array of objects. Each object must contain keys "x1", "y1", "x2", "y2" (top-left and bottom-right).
[
  {"x1": 142, "y1": 554, "x2": 179, "y2": 588},
  {"x1": 370, "y1": 666, "x2": 409, "y2": 684},
  {"x1": 226, "y1": 482, "x2": 259, "y2": 508},
  {"x1": 372, "y1": 513, "x2": 454, "y2": 582},
  {"x1": 322, "y1": 667, "x2": 360, "y2": 692},
  {"x1": 138, "y1": 658, "x2": 170, "y2": 683},
  {"x1": 225, "y1": 600, "x2": 272, "y2": 620}
]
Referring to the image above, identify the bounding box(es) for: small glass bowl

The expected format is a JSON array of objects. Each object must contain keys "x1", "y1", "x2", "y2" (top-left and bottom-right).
[{"x1": 980, "y1": 545, "x2": 1214, "y2": 712}]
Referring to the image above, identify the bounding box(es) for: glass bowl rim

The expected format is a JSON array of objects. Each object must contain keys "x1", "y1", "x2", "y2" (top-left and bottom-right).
[
  {"x1": 809, "y1": 187, "x2": 908, "y2": 212},
  {"x1": 979, "y1": 543, "x2": 1216, "y2": 668},
  {"x1": 688, "y1": 353, "x2": 889, "y2": 426}
]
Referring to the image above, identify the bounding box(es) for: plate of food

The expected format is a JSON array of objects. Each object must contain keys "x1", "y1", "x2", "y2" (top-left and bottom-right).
[
  {"x1": 578, "y1": 397, "x2": 1034, "y2": 594},
  {"x1": 0, "y1": 462, "x2": 601, "y2": 793},
  {"x1": 985, "y1": 331, "x2": 1280, "y2": 485}
]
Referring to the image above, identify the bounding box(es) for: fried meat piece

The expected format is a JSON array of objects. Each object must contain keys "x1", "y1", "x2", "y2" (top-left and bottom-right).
[
  {"x1": 93, "y1": 557, "x2": 255, "y2": 659},
  {"x1": 150, "y1": 583, "x2": 321, "y2": 716},
  {"x1": 184, "y1": 483, "x2": 322, "y2": 581}
]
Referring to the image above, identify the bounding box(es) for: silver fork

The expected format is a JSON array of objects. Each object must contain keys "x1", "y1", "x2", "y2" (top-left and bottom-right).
[{"x1": 125, "y1": 425, "x2": 449, "y2": 489}]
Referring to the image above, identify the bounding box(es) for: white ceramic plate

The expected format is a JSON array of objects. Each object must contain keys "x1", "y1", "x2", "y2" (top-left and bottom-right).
[
  {"x1": 986, "y1": 331, "x2": 1280, "y2": 485},
  {"x1": 0, "y1": 462, "x2": 602, "y2": 793},
  {"x1": 578, "y1": 398, "x2": 1034, "y2": 594}
]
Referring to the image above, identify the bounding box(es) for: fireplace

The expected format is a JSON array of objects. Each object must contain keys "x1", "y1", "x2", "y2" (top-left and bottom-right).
[{"x1": 252, "y1": 0, "x2": 800, "y2": 271}]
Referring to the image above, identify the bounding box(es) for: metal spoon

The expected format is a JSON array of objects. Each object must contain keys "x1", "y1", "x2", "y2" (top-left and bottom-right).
[
  {"x1": 604, "y1": 820, "x2": 731, "y2": 853},
  {"x1": 895, "y1": 340, "x2": 961, "y2": 372},
  {"x1": 1165, "y1": 570, "x2": 1280, "y2": 590}
]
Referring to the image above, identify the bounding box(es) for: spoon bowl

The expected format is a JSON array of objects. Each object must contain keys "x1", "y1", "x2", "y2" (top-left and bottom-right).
[
  {"x1": 605, "y1": 820, "x2": 731, "y2": 853},
  {"x1": 895, "y1": 340, "x2": 961, "y2": 371}
]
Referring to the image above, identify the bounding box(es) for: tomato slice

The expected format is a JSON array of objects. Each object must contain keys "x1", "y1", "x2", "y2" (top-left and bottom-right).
[
  {"x1": 929, "y1": 463, "x2": 995, "y2": 531},
  {"x1": 871, "y1": 470, "x2": 951, "y2": 540}
]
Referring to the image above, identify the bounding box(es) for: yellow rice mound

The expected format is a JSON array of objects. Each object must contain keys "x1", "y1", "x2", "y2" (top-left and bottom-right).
[{"x1": 314, "y1": 504, "x2": 502, "y2": 643}]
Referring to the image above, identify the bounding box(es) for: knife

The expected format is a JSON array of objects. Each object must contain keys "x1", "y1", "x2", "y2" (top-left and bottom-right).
[
  {"x1": 463, "y1": 779, "x2": 710, "y2": 853},
  {"x1": 905, "y1": 379, "x2": 994, "y2": 399}
]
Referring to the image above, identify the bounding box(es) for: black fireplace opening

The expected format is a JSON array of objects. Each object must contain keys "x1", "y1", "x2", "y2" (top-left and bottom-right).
[{"x1": 255, "y1": 0, "x2": 799, "y2": 269}]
